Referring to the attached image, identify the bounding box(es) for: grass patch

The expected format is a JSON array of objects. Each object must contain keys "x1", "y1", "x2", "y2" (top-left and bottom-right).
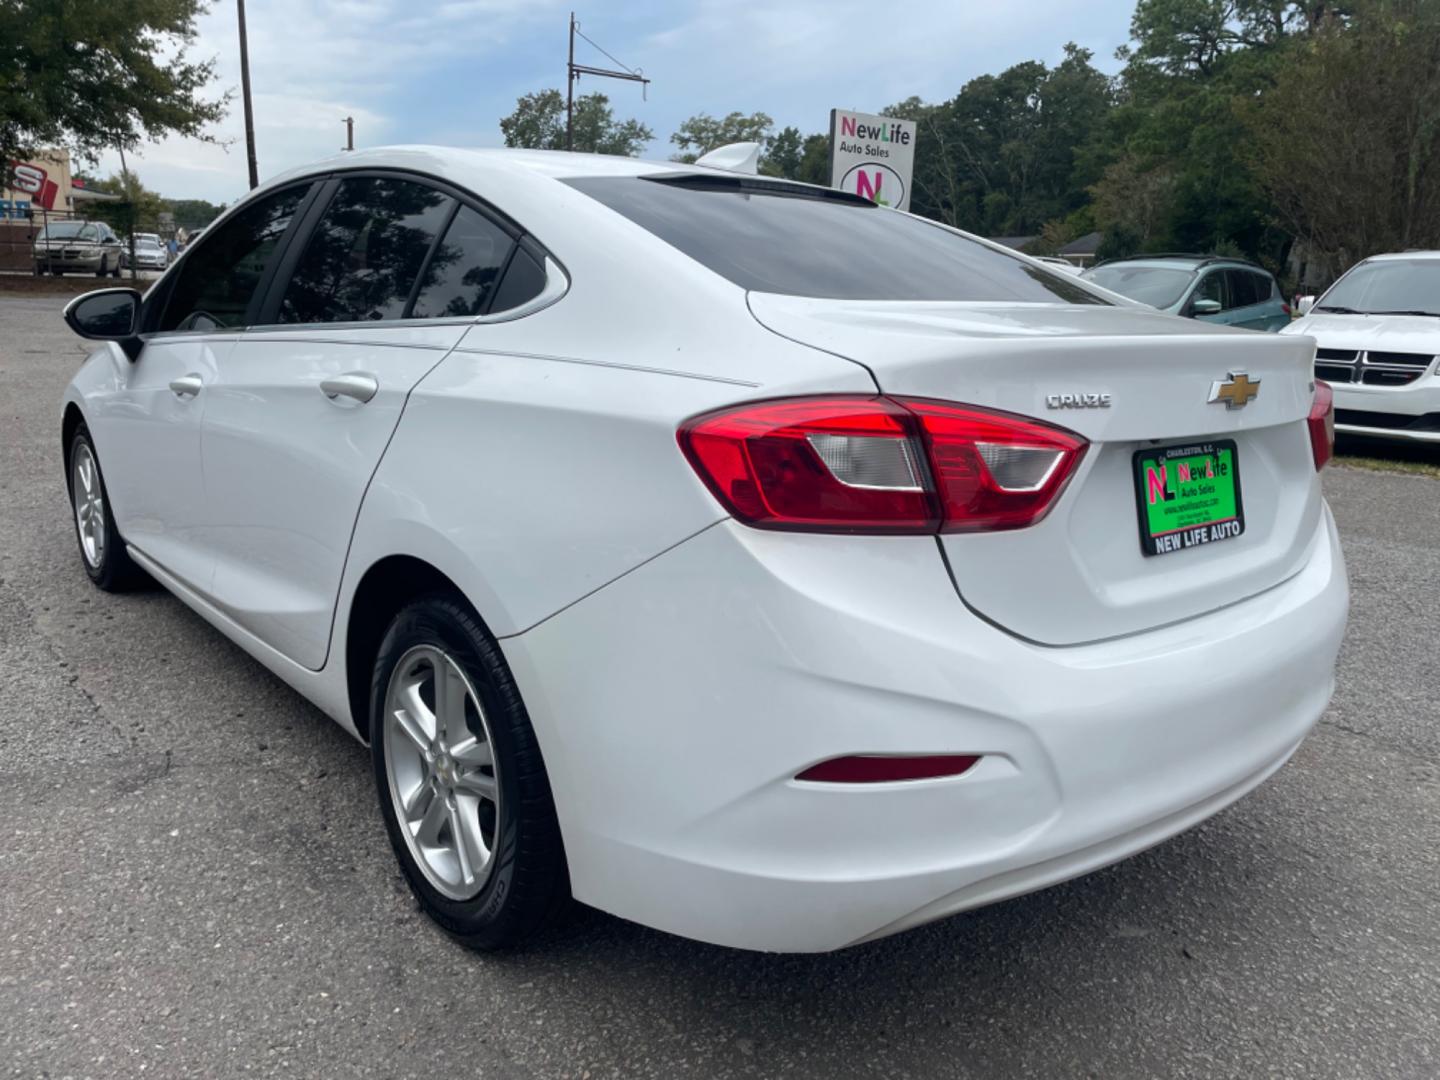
[{"x1": 1334, "y1": 454, "x2": 1440, "y2": 479}]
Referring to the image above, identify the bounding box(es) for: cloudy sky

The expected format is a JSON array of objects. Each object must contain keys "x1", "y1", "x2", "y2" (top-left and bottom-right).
[{"x1": 94, "y1": 0, "x2": 1139, "y2": 205}]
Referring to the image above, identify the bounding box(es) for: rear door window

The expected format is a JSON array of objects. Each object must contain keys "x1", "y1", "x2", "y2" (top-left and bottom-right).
[
  {"x1": 159, "y1": 184, "x2": 309, "y2": 332},
  {"x1": 565, "y1": 175, "x2": 1104, "y2": 304},
  {"x1": 279, "y1": 176, "x2": 454, "y2": 324},
  {"x1": 1224, "y1": 270, "x2": 1259, "y2": 309},
  {"x1": 410, "y1": 206, "x2": 515, "y2": 319}
]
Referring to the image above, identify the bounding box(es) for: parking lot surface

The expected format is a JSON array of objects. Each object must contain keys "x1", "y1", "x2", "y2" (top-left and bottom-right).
[{"x1": 1, "y1": 294, "x2": 1437, "y2": 1078}]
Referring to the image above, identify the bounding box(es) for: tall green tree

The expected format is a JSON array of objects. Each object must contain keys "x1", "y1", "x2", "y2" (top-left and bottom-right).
[
  {"x1": 669, "y1": 111, "x2": 774, "y2": 163},
  {"x1": 0, "y1": 0, "x2": 227, "y2": 169},
  {"x1": 499, "y1": 89, "x2": 652, "y2": 155},
  {"x1": 885, "y1": 45, "x2": 1112, "y2": 235},
  {"x1": 1245, "y1": 0, "x2": 1440, "y2": 267}
]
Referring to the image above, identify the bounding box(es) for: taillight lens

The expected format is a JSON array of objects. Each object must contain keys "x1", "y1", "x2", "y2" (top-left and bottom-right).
[
  {"x1": 678, "y1": 395, "x2": 1087, "y2": 534},
  {"x1": 900, "y1": 398, "x2": 1088, "y2": 533},
  {"x1": 1308, "y1": 380, "x2": 1334, "y2": 471}
]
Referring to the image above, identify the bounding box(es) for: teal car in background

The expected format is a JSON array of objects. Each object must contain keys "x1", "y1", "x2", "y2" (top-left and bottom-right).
[{"x1": 1082, "y1": 255, "x2": 1291, "y2": 332}]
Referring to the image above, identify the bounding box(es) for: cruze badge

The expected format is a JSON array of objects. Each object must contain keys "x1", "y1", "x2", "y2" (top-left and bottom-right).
[
  {"x1": 1046, "y1": 392, "x2": 1112, "y2": 410},
  {"x1": 1209, "y1": 372, "x2": 1261, "y2": 409}
]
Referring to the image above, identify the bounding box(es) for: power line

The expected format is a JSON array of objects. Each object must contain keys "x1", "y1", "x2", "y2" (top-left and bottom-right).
[{"x1": 565, "y1": 12, "x2": 651, "y2": 152}]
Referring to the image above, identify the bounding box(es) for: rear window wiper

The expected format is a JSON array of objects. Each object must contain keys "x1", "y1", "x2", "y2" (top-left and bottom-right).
[
  {"x1": 1313, "y1": 305, "x2": 1364, "y2": 314},
  {"x1": 1366, "y1": 309, "x2": 1440, "y2": 317}
]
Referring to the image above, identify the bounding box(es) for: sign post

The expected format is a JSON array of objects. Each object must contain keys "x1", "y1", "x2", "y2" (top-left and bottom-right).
[{"x1": 828, "y1": 109, "x2": 917, "y2": 212}]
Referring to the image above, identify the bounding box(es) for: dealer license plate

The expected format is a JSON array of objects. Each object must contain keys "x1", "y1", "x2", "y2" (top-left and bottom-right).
[{"x1": 1132, "y1": 440, "x2": 1245, "y2": 557}]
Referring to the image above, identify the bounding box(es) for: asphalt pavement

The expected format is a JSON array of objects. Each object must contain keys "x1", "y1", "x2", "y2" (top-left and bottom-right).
[{"x1": 1, "y1": 293, "x2": 1437, "y2": 1079}]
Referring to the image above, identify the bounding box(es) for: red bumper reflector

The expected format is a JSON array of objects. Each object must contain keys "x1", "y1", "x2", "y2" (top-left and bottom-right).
[{"x1": 795, "y1": 754, "x2": 981, "y2": 784}]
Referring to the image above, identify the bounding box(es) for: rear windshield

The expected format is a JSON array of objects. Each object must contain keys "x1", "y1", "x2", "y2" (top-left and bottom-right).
[{"x1": 564, "y1": 175, "x2": 1105, "y2": 305}]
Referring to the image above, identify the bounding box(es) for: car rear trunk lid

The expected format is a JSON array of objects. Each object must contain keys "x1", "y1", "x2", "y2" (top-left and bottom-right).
[{"x1": 749, "y1": 295, "x2": 1324, "y2": 645}]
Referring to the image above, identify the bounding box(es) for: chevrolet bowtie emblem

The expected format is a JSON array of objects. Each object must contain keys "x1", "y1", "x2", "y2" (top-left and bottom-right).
[{"x1": 1208, "y1": 371, "x2": 1261, "y2": 410}]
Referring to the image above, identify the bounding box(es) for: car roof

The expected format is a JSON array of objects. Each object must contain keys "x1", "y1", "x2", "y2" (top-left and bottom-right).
[
  {"x1": 265, "y1": 145, "x2": 726, "y2": 191},
  {"x1": 1364, "y1": 250, "x2": 1440, "y2": 261},
  {"x1": 1090, "y1": 254, "x2": 1271, "y2": 274}
]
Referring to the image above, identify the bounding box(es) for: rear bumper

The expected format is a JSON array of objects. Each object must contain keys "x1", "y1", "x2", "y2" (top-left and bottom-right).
[{"x1": 504, "y1": 506, "x2": 1348, "y2": 952}]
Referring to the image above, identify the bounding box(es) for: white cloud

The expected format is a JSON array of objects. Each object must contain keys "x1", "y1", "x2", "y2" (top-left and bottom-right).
[{"x1": 93, "y1": 0, "x2": 565, "y2": 203}]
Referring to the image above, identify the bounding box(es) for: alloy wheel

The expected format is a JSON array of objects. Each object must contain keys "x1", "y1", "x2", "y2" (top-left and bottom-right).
[
  {"x1": 71, "y1": 442, "x2": 106, "y2": 569},
  {"x1": 382, "y1": 644, "x2": 501, "y2": 900}
]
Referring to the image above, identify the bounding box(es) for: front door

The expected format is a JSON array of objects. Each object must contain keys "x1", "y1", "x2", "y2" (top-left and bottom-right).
[
  {"x1": 197, "y1": 174, "x2": 505, "y2": 670},
  {"x1": 87, "y1": 336, "x2": 227, "y2": 590}
]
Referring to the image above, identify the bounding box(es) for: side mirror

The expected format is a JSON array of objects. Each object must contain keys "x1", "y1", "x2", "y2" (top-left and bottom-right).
[
  {"x1": 1297, "y1": 295, "x2": 1316, "y2": 315},
  {"x1": 64, "y1": 288, "x2": 141, "y2": 341},
  {"x1": 1192, "y1": 298, "x2": 1222, "y2": 316}
]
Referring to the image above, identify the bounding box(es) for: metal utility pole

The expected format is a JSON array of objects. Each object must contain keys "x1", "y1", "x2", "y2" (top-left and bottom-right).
[
  {"x1": 565, "y1": 12, "x2": 650, "y2": 152},
  {"x1": 342, "y1": 116, "x2": 354, "y2": 151},
  {"x1": 117, "y1": 144, "x2": 138, "y2": 283},
  {"x1": 237, "y1": 0, "x2": 259, "y2": 189}
]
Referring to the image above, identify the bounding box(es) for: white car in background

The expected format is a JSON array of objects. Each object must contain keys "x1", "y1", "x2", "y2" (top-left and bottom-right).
[
  {"x1": 1284, "y1": 252, "x2": 1440, "y2": 443},
  {"x1": 121, "y1": 235, "x2": 169, "y2": 271},
  {"x1": 57, "y1": 146, "x2": 1347, "y2": 953}
]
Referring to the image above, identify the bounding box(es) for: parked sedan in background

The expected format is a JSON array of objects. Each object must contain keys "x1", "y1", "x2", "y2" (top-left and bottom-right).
[
  {"x1": 1283, "y1": 251, "x2": 1440, "y2": 443},
  {"x1": 1083, "y1": 255, "x2": 1291, "y2": 331},
  {"x1": 121, "y1": 235, "x2": 169, "y2": 271},
  {"x1": 32, "y1": 220, "x2": 124, "y2": 277},
  {"x1": 57, "y1": 146, "x2": 1346, "y2": 954}
]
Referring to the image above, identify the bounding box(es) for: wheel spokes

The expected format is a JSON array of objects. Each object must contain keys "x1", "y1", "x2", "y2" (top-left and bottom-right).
[
  {"x1": 383, "y1": 643, "x2": 501, "y2": 899},
  {"x1": 414, "y1": 789, "x2": 449, "y2": 847}
]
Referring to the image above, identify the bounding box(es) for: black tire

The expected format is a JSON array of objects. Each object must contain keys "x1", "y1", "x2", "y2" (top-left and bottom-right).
[
  {"x1": 370, "y1": 594, "x2": 568, "y2": 950},
  {"x1": 95, "y1": 256, "x2": 107, "y2": 278},
  {"x1": 66, "y1": 426, "x2": 148, "y2": 592}
]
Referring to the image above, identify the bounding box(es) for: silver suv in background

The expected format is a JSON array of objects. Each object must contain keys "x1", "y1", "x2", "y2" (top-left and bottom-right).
[{"x1": 1083, "y1": 255, "x2": 1291, "y2": 332}]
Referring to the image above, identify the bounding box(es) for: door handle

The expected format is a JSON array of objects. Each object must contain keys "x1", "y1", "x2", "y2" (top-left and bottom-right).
[
  {"x1": 169, "y1": 373, "x2": 203, "y2": 397},
  {"x1": 320, "y1": 371, "x2": 379, "y2": 404}
]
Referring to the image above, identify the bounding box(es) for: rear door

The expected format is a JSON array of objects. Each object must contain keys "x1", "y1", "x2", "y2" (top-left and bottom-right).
[{"x1": 198, "y1": 173, "x2": 525, "y2": 669}]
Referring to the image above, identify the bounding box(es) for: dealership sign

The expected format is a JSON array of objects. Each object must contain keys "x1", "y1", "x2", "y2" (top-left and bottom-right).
[
  {"x1": 7, "y1": 162, "x2": 59, "y2": 210},
  {"x1": 828, "y1": 109, "x2": 917, "y2": 212}
]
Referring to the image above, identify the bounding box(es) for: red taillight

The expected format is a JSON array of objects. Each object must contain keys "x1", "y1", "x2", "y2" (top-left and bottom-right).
[
  {"x1": 898, "y1": 398, "x2": 1088, "y2": 533},
  {"x1": 1308, "y1": 379, "x2": 1334, "y2": 471},
  {"x1": 796, "y1": 754, "x2": 981, "y2": 783},
  {"x1": 678, "y1": 395, "x2": 1087, "y2": 535},
  {"x1": 1282, "y1": 302, "x2": 1293, "y2": 316}
]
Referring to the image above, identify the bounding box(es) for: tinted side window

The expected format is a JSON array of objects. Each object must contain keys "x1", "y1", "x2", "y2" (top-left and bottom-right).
[
  {"x1": 489, "y1": 246, "x2": 547, "y2": 313},
  {"x1": 1225, "y1": 270, "x2": 1258, "y2": 308},
  {"x1": 1253, "y1": 271, "x2": 1275, "y2": 303},
  {"x1": 160, "y1": 185, "x2": 307, "y2": 332},
  {"x1": 410, "y1": 206, "x2": 514, "y2": 318},
  {"x1": 280, "y1": 177, "x2": 453, "y2": 324}
]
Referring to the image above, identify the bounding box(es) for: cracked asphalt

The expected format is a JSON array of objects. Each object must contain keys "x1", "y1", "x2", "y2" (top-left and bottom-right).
[{"x1": 1, "y1": 293, "x2": 1438, "y2": 1079}]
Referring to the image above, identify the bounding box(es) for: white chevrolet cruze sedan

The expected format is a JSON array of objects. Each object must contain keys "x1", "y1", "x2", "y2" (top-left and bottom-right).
[{"x1": 59, "y1": 147, "x2": 1348, "y2": 953}]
